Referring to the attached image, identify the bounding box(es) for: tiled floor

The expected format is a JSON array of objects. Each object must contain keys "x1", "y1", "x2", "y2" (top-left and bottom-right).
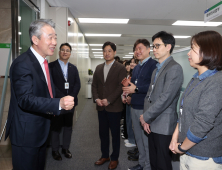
[{"x1": 0, "y1": 145, "x2": 12, "y2": 170}]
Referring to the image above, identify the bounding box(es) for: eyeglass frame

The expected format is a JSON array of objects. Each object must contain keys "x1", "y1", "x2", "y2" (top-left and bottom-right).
[
  {"x1": 60, "y1": 49, "x2": 71, "y2": 53},
  {"x1": 151, "y1": 43, "x2": 166, "y2": 50}
]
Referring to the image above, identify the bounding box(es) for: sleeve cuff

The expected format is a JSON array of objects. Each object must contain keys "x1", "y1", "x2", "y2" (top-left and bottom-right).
[{"x1": 187, "y1": 128, "x2": 207, "y2": 144}]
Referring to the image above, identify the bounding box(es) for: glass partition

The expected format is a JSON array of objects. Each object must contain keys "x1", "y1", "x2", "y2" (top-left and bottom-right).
[{"x1": 18, "y1": 0, "x2": 39, "y2": 55}]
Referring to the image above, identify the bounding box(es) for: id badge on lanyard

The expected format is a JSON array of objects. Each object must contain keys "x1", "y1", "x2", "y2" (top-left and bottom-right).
[{"x1": 65, "y1": 82, "x2": 69, "y2": 89}]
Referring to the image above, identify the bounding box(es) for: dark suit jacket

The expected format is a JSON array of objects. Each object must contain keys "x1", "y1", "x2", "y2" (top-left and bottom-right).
[
  {"x1": 5, "y1": 48, "x2": 60, "y2": 147},
  {"x1": 92, "y1": 61, "x2": 126, "y2": 112},
  {"x1": 49, "y1": 59, "x2": 80, "y2": 110}
]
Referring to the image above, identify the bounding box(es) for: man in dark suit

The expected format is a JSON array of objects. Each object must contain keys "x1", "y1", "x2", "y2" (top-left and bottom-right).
[
  {"x1": 5, "y1": 19, "x2": 74, "y2": 170},
  {"x1": 92, "y1": 41, "x2": 126, "y2": 170},
  {"x1": 49, "y1": 43, "x2": 80, "y2": 161},
  {"x1": 140, "y1": 31, "x2": 183, "y2": 170}
]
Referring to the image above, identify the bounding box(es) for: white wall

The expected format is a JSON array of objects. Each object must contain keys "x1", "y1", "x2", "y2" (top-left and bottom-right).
[{"x1": 91, "y1": 58, "x2": 105, "y2": 73}]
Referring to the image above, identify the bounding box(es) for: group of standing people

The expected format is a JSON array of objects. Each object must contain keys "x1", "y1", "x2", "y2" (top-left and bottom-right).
[
  {"x1": 92, "y1": 30, "x2": 222, "y2": 170},
  {"x1": 5, "y1": 18, "x2": 222, "y2": 170}
]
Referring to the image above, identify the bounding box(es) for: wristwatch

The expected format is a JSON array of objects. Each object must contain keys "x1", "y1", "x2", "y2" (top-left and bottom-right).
[
  {"x1": 134, "y1": 87, "x2": 139, "y2": 93},
  {"x1": 178, "y1": 142, "x2": 188, "y2": 153}
]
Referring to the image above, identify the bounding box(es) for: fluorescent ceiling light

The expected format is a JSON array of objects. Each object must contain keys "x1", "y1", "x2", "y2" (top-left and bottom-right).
[
  {"x1": 95, "y1": 57, "x2": 103, "y2": 59},
  {"x1": 85, "y1": 34, "x2": 121, "y2": 37},
  {"x1": 94, "y1": 55, "x2": 103, "y2": 56},
  {"x1": 92, "y1": 49, "x2": 102, "y2": 50},
  {"x1": 72, "y1": 48, "x2": 88, "y2": 50},
  {"x1": 125, "y1": 55, "x2": 132, "y2": 56},
  {"x1": 78, "y1": 18, "x2": 129, "y2": 24},
  {"x1": 129, "y1": 52, "x2": 134, "y2": 54},
  {"x1": 123, "y1": 57, "x2": 132, "y2": 58},
  {"x1": 89, "y1": 44, "x2": 103, "y2": 46},
  {"x1": 68, "y1": 33, "x2": 83, "y2": 37},
  {"x1": 77, "y1": 52, "x2": 89, "y2": 54},
  {"x1": 172, "y1": 20, "x2": 222, "y2": 27},
  {"x1": 93, "y1": 52, "x2": 103, "y2": 53},
  {"x1": 69, "y1": 43, "x2": 88, "y2": 46},
  {"x1": 174, "y1": 35, "x2": 191, "y2": 38}
]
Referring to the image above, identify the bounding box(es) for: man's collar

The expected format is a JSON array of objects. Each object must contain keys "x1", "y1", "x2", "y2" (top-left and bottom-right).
[
  {"x1": 58, "y1": 59, "x2": 69, "y2": 66},
  {"x1": 139, "y1": 56, "x2": 151, "y2": 66},
  {"x1": 156, "y1": 56, "x2": 172, "y2": 69},
  {"x1": 30, "y1": 46, "x2": 45, "y2": 64},
  {"x1": 105, "y1": 59, "x2": 115, "y2": 66}
]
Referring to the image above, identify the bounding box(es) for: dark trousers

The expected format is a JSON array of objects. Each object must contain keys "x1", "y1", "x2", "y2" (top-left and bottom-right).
[
  {"x1": 98, "y1": 109, "x2": 121, "y2": 161},
  {"x1": 148, "y1": 132, "x2": 172, "y2": 170},
  {"x1": 12, "y1": 142, "x2": 47, "y2": 170},
  {"x1": 51, "y1": 108, "x2": 75, "y2": 151}
]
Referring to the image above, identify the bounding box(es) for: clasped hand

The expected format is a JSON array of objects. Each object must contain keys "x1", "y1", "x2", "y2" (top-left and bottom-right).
[
  {"x1": 60, "y1": 96, "x2": 74, "y2": 110},
  {"x1": 122, "y1": 82, "x2": 136, "y2": 94},
  {"x1": 96, "y1": 99, "x2": 109, "y2": 107}
]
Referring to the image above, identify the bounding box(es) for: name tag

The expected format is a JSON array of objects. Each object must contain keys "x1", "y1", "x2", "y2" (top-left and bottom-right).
[
  {"x1": 65, "y1": 82, "x2": 69, "y2": 89},
  {"x1": 180, "y1": 108, "x2": 183, "y2": 115}
]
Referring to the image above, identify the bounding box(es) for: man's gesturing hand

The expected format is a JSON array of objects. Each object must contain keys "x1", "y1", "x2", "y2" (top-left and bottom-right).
[{"x1": 60, "y1": 96, "x2": 74, "y2": 110}]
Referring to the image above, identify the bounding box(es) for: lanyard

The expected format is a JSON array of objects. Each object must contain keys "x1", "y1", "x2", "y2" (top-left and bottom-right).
[
  {"x1": 61, "y1": 64, "x2": 68, "y2": 82},
  {"x1": 180, "y1": 70, "x2": 218, "y2": 108}
]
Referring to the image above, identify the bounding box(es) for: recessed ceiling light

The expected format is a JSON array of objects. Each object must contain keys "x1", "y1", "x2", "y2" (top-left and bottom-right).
[
  {"x1": 85, "y1": 34, "x2": 121, "y2": 37},
  {"x1": 91, "y1": 49, "x2": 102, "y2": 50},
  {"x1": 172, "y1": 20, "x2": 222, "y2": 27},
  {"x1": 94, "y1": 55, "x2": 103, "y2": 56},
  {"x1": 93, "y1": 52, "x2": 103, "y2": 53},
  {"x1": 89, "y1": 44, "x2": 103, "y2": 46},
  {"x1": 174, "y1": 35, "x2": 191, "y2": 38},
  {"x1": 78, "y1": 18, "x2": 129, "y2": 24}
]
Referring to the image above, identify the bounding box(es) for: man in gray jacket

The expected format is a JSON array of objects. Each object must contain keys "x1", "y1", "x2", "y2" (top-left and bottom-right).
[{"x1": 140, "y1": 31, "x2": 183, "y2": 170}]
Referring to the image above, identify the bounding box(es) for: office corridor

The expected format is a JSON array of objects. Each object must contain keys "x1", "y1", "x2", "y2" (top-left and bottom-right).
[{"x1": 45, "y1": 99, "x2": 180, "y2": 170}]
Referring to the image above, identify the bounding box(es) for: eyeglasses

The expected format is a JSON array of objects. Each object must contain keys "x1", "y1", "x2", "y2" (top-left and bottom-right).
[
  {"x1": 60, "y1": 49, "x2": 71, "y2": 53},
  {"x1": 151, "y1": 44, "x2": 166, "y2": 50}
]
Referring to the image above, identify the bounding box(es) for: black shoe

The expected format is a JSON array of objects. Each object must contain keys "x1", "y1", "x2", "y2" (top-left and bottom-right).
[
  {"x1": 128, "y1": 152, "x2": 139, "y2": 161},
  {"x1": 52, "y1": 151, "x2": 62, "y2": 161},
  {"x1": 62, "y1": 149, "x2": 72, "y2": 158},
  {"x1": 128, "y1": 164, "x2": 143, "y2": 170},
  {"x1": 127, "y1": 147, "x2": 138, "y2": 156}
]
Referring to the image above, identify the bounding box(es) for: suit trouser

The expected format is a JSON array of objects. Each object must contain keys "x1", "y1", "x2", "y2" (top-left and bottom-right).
[
  {"x1": 131, "y1": 107, "x2": 151, "y2": 170},
  {"x1": 98, "y1": 109, "x2": 121, "y2": 161},
  {"x1": 148, "y1": 132, "x2": 172, "y2": 170},
  {"x1": 12, "y1": 142, "x2": 47, "y2": 170},
  {"x1": 126, "y1": 104, "x2": 135, "y2": 144},
  {"x1": 51, "y1": 109, "x2": 75, "y2": 151}
]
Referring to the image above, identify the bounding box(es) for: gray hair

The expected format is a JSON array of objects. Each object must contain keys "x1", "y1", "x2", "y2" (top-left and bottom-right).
[{"x1": 29, "y1": 19, "x2": 55, "y2": 45}]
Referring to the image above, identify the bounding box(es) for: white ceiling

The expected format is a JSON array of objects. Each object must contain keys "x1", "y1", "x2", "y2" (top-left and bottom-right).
[{"x1": 47, "y1": 0, "x2": 222, "y2": 59}]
